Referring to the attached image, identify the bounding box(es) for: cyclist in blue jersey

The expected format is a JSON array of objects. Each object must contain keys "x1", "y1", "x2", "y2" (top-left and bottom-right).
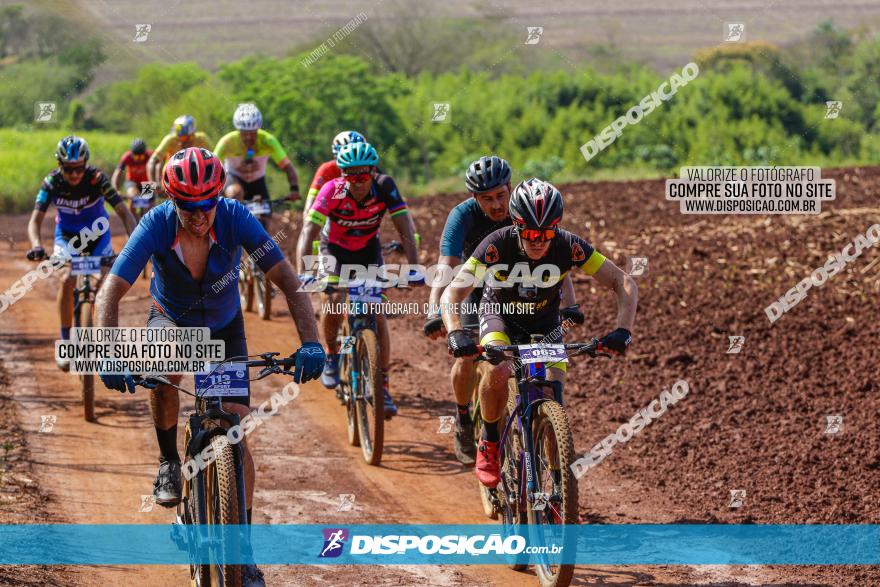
[
  {"x1": 423, "y1": 156, "x2": 581, "y2": 464},
  {"x1": 95, "y1": 148, "x2": 324, "y2": 585},
  {"x1": 26, "y1": 136, "x2": 137, "y2": 371}
]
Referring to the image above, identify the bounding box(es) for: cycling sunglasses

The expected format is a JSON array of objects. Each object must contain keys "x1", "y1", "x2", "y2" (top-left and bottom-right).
[
  {"x1": 343, "y1": 172, "x2": 372, "y2": 184},
  {"x1": 174, "y1": 196, "x2": 219, "y2": 214},
  {"x1": 519, "y1": 227, "x2": 557, "y2": 242},
  {"x1": 61, "y1": 164, "x2": 86, "y2": 175}
]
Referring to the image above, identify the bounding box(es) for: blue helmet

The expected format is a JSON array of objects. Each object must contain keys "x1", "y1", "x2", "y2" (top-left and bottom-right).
[
  {"x1": 55, "y1": 135, "x2": 90, "y2": 164},
  {"x1": 331, "y1": 130, "x2": 366, "y2": 156},
  {"x1": 172, "y1": 114, "x2": 195, "y2": 137},
  {"x1": 336, "y1": 142, "x2": 379, "y2": 169}
]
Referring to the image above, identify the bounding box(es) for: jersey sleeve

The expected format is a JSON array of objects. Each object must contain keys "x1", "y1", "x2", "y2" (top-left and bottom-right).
[
  {"x1": 306, "y1": 180, "x2": 336, "y2": 227},
  {"x1": 93, "y1": 169, "x2": 123, "y2": 207},
  {"x1": 569, "y1": 233, "x2": 605, "y2": 275},
  {"x1": 213, "y1": 132, "x2": 233, "y2": 160},
  {"x1": 111, "y1": 210, "x2": 163, "y2": 284},
  {"x1": 153, "y1": 135, "x2": 174, "y2": 160},
  {"x1": 35, "y1": 175, "x2": 54, "y2": 212},
  {"x1": 262, "y1": 132, "x2": 289, "y2": 166},
  {"x1": 439, "y1": 203, "x2": 474, "y2": 258},
  {"x1": 233, "y1": 201, "x2": 284, "y2": 273},
  {"x1": 461, "y1": 231, "x2": 503, "y2": 284},
  {"x1": 117, "y1": 151, "x2": 131, "y2": 170},
  {"x1": 377, "y1": 176, "x2": 407, "y2": 217},
  {"x1": 308, "y1": 162, "x2": 333, "y2": 195},
  {"x1": 194, "y1": 133, "x2": 213, "y2": 150}
]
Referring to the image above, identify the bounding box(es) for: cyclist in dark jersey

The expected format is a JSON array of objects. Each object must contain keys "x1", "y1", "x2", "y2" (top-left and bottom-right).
[
  {"x1": 26, "y1": 136, "x2": 137, "y2": 371},
  {"x1": 95, "y1": 148, "x2": 323, "y2": 586},
  {"x1": 424, "y1": 156, "x2": 580, "y2": 465},
  {"x1": 440, "y1": 178, "x2": 638, "y2": 488},
  {"x1": 296, "y1": 142, "x2": 422, "y2": 418}
]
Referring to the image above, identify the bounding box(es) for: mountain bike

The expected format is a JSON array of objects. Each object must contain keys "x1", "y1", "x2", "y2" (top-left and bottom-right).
[
  {"x1": 327, "y1": 240, "x2": 405, "y2": 466},
  {"x1": 134, "y1": 351, "x2": 298, "y2": 587},
  {"x1": 51, "y1": 254, "x2": 117, "y2": 422},
  {"x1": 238, "y1": 196, "x2": 288, "y2": 320},
  {"x1": 476, "y1": 338, "x2": 608, "y2": 587}
]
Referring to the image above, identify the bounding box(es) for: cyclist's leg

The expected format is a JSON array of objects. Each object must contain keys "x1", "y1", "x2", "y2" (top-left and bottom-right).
[
  {"x1": 317, "y1": 239, "x2": 346, "y2": 387},
  {"x1": 52, "y1": 231, "x2": 76, "y2": 340},
  {"x1": 452, "y1": 289, "x2": 482, "y2": 410}
]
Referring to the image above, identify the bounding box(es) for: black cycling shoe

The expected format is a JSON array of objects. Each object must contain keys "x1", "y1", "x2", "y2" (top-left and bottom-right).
[
  {"x1": 153, "y1": 458, "x2": 182, "y2": 507},
  {"x1": 242, "y1": 564, "x2": 265, "y2": 587},
  {"x1": 453, "y1": 419, "x2": 477, "y2": 465}
]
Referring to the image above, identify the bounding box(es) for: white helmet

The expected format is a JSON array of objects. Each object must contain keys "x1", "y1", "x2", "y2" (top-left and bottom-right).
[
  {"x1": 331, "y1": 130, "x2": 365, "y2": 156},
  {"x1": 233, "y1": 104, "x2": 263, "y2": 131}
]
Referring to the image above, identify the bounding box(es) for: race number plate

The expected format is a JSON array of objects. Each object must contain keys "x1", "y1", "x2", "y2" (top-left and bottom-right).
[
  {"x1": 194, "y1": 362, "x2": 250, "y2": 397},
  {"x1": 348, "y1": 284, "x2": 383, "y2": 304},
  {"x1": 131, "y1": 197, "x2": 152, "y2": 209},
  {"x1": 70, "y1": 256, "x2": 101, "y2": 276},
  {"x1": 246, "y1": 201, "x2": 271, "y2": 216},
  {"x1": 517, "y1": 344, "x2": 568, "y2": 365}
]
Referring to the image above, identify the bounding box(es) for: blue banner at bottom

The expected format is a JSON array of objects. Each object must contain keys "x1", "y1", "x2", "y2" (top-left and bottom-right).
[{"x1": 0, "y1": 524, "x2": 877, "y2": 565}]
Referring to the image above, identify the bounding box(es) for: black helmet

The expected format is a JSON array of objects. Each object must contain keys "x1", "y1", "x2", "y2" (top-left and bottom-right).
[
  {"x1": 509, "y1": 178, "x2": 564, "y2": 229},
  {"x1": 131, "y1": 138, "x2": 147, "y2": 155},
  {"x1": 465, "y1": 155, "x2": 511, "y2": 193}
]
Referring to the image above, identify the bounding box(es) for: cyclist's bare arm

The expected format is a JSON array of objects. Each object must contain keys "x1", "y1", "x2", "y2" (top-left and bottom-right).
[
  {"x1": 561, "y1": 273, "x2": 575, "y2": 307},
  {"x1": 147, "y1": 153, "x2": 162, "y2": 183},
  {"x1": 265, "y1": 260, "x2": 321, "y2": 344},
  {"x1": 280, "y1": 161, "x2": 300, "y2": 198},
  {"x1": 390, "y1": 212, "x2": 419, "y2": 265},
  {"x1": 440, "y1": 265, "x2": 476, "y2": 332},
  {"x1": 96, "y1": 274, "x2": 132, "y2": 328},
  {"x1": 111, "y1": 167, "x2": 124, "y2": 193},
  {"x1": 429, "y1": 255, "x2": 460, "y2": 308},
  {"x1": 296, "y1": 220, "x2": 321, "y2": 274},
  {"x1": 590, "y1": 259, "x2": 638, "y2": 330},
  {"x1": 112, "y1": 201, "x2": 138, "y2": 236},
  {"x1": 27, "y1": 209, "x2": 45, "y2": 249}
]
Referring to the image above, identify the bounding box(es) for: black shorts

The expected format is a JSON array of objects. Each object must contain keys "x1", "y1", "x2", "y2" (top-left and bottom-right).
[
  {"x1": 317, "y1": 237, "x2": 383, "y2": 283},
  {"x1": 228, "y1": 174, "x2": 270, "y2": 202},
  {"x1": 146, "y1": 305, "x2": 251, "y2": 407}
]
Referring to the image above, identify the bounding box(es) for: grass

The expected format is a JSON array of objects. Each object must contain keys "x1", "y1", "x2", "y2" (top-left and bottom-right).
[{"x1": 0, "y1": 129, "x2": 132, "y2": 213}]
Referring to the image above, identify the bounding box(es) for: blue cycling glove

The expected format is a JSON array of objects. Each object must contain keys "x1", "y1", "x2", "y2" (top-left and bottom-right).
[
  {"x1": 293, "y1": 342, "x2": 325, "y2": 383},
  {"x1": 100, "y1": 371, "x2": 136, "y2": 393}
]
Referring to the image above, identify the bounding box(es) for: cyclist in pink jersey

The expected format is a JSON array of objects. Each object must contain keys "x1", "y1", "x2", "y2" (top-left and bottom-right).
[{"x1": 296, "y1": 142, "x2": 422, "y2": 417}]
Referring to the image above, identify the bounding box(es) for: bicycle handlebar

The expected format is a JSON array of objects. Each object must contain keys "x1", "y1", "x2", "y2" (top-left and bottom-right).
[
  {"x1": 475, "y1": 339, "x2": 609, "y2": 361},
  {"x1": 132, "y1": 351, "x2": 299, "y2": 393}
]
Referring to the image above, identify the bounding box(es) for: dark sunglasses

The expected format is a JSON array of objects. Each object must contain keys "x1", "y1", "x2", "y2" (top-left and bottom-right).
[
  {"x1": 519, "y1": 227, "x2": 556, "y2": 242},
  {"x1": 61, "y1": 164, "x2": 86, "y2": 174},
  {"x1": 174, "y1": 196, "x2": 219, "y2": 213},
  {"x1": 343, "y1": 172, "x2": 372, "y2": 184}
]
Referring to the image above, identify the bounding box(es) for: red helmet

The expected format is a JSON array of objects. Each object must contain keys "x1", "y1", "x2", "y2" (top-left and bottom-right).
[{"x1": 162, "y1": 147, "x2": 225, "y2": 201}]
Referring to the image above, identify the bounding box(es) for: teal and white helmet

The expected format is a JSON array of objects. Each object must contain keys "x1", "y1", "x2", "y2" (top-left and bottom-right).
[
  {"x1": 233, "y1": 104, "x2": 262, "y2": 131},
  {"x1": 336, "y1": 142, "x2": 379, "y2": 169},
  {"x1": 331, "y1": 130, "x2": 365, "y2": 156}
]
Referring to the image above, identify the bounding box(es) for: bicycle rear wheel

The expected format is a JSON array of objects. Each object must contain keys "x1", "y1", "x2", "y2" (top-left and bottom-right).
[
  {"x1": 206, "y1": 435, "x2": 243, "y2": 587},
  {"x1": 499, "y1": 379, "x2": 528, "y2": 571},
  {"x1": 527, "y1": 400, "x2": 578, "y2": 587},
  {"x1": 355, "y1": 329, "x2": 384, "y2": 465},
  {"x1": 78, "y1": 301, "x2": 95, "y2": 422}
]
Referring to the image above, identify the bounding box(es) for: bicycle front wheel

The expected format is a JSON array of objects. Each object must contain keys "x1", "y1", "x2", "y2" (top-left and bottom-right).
[
  {"x1": 206, "y1": 435, "x2": 243, "y2": 587},
  {"x1": 182, "y1": 424, "x2": 211, "y2": 586},
  {"x1": 78, "y1": 301, "x2": 95, "y2": 422},
  {"x1": 355, "y1": 329, "x2": 384, "y2": 465},
  {"x1": 499, "y1": 379, "x2": 528, "y2": 570},
  {"x1": 527, "y1": 400, "x2": 578, "y2": 587}
]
